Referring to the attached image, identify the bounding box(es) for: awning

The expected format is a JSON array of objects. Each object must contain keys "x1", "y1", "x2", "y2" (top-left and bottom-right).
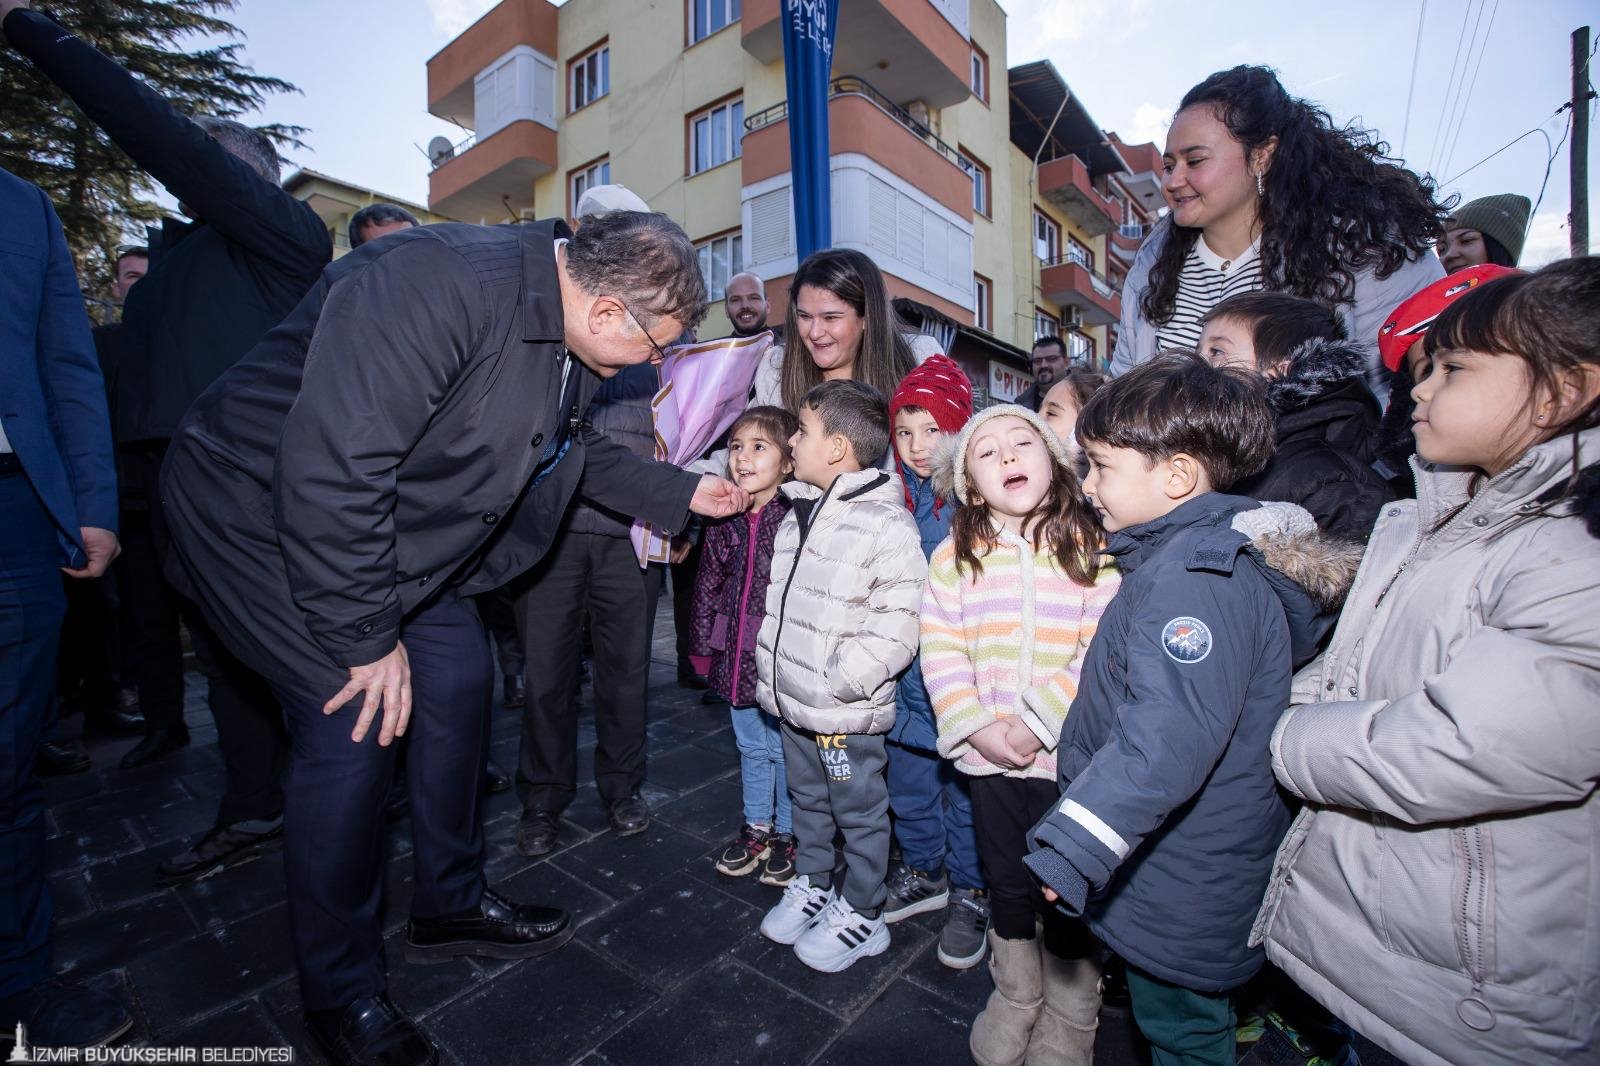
[{"x1": 1008, "y1": 60, "x2": 1127, "y2": 180}]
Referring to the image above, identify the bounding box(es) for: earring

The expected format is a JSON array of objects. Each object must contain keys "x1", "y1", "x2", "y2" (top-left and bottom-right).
[{"x1": 1255, "y1": 171, "x2": 1265, "y2": 197}]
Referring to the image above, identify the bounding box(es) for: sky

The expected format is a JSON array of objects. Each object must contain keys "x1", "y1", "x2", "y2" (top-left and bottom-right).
[{"x1": 205, "y1": 0, "x2": 1594, "y2": 265}]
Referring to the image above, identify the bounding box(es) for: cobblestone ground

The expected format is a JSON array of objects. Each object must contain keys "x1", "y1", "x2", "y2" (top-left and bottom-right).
[{"x1": 38, "y1": 600, "x2": 1360, "y2": 1065}]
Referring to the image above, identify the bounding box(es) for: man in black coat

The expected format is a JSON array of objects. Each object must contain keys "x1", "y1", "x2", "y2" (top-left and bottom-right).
[
  {"x1": 161, "y1": 210, "x2": 747, "y2": 1066},
  {"x1": 2, "y1": 3, "x2": 328, "y2": 879}
]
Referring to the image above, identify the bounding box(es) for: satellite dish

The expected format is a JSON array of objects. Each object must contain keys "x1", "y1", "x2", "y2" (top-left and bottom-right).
[{"x1": 427, "y1": 135, "x2": 455, "y2": 166}]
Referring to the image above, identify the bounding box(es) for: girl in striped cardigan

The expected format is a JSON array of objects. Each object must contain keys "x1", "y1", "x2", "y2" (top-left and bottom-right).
[{"x1": 922, "y1": 404, "x2": 1120, "y2": 1066}]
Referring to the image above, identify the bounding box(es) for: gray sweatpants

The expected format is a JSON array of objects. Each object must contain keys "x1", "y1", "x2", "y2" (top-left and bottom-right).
[{"x1": 780, "y1": 721, "x2": 890, "y2": 914}]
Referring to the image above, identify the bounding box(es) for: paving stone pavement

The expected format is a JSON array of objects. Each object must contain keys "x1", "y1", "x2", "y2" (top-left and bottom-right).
[{"x1": 39, "y1": 602, "x2": 1175, "y2": 1064}]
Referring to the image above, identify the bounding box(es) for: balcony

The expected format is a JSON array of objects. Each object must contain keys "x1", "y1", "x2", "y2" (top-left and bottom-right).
[
  {"x1": 1111, "y1": 134, "x2": 1165, "y2": 211},
  {"x1": 428, "y1": 119, "x2": 557, "y2": 223},
  {"x1": 1038, "y1": 153, "x2": 1120, "y2": 238},
  {"x1": 427, "y1": 0, "x2": 558, "y2": 127},
  {"x1": 742, "y1": 0, "x2": 971, "y2": 108},
  {"x1": 742, "y1": 77, "x2": 974, "y2": 221},
  {"x1": 1040, "y1": 256, "x2": 1121, "y2": 326},
  {"x1": 1109, "y1": 221, "x2": 1149, "y2": 262}
]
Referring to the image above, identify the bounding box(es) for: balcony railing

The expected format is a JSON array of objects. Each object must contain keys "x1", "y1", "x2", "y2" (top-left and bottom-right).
[
  {"x1": 743, "y1": 76, "x2": 973, "y2": 177},
  {"x1": 1041, "y1": 253, "x2": 1119, "y2": 299},
  {"x1": 429, "y1": 130, "x2": 478, "y2": 172},
  {"x1": 1117, "y1": 222, "x2": 1149, "y2": 240}
]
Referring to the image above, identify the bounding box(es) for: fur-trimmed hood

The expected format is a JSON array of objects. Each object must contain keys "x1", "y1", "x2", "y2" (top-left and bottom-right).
[
  {"x1": 1266, "y1": 338, "x2": 1372, "y2": 415},
  {"x1": 1232, "y1": 501, "x2": 1364, "y2": 614}
]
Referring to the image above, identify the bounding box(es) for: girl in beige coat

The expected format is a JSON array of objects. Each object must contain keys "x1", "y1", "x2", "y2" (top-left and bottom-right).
[{"x1": 1254, "y1": 258, "x2": 1600, "y2": 1066}]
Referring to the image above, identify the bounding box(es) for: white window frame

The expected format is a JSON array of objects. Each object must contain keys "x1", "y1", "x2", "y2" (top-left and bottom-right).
[
  {"x1": 696, "y1": 232, "x2": 743, "y2": 301},
  {"x1": 690, "y1": 98, "x2": 744, "y2": 175},
  {"x1": 970, "y1": 46, "x2": 987, "y2": 102},
  {"x1": 1034, "y1": 210, "x2": 1061, "y2": 263},
  {"x1": 960, "y1": 151, "x2": 989, "y2": 216},
  {"x1": 1066, "y1": 234, "x2": 1094, "y2": 272},
  {"x1": 973, "y1": 274, "x2": 991, "y2": 331},
  {"x1": 570, "y1": 43, "x2": 610, "y2": 112},
  {"x1": 571, "y1": 158, "x2": 612, "y2": 211},
  {"x1": 690, "y1": 0, "x2": 741, "y2": 43},
  {"x1": 1035, "y1": 307, "x2": 1060, "y2": 339},
  {"x1": 1067, "y1": 329, "x2": 1095, "y2": 366}
]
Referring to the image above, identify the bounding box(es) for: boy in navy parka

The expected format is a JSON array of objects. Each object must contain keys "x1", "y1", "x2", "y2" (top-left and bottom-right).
[
  {"x1": 1023, "y1": 356, "x2": 1358, "y2": 1065},
  {"x1": 883, "y1": 356, "x2": 990, "y2": 969}
]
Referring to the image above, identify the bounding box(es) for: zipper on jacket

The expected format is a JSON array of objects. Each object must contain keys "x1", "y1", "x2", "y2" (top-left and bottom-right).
[
  {"x1": 1455, "y1": 825, "x2": 1489, "y2": 986},
  {"x1": 768, "y1": 480, "x2": 837, "y2": 722},
  {"x1": 730, "y1": 509, "x2": 760, "y2": 706}
]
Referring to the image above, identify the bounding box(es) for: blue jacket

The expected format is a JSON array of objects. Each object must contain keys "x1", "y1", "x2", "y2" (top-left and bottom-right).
[
  {"x1": 1024, "y1": 495, "x2": 1352, "y2": 992},
  {"x1": 0, "y1": 167, "x2": 118, "y2": 567},
  {"x1": 889, "y1": 461, "x2": 954, "y2": 751}
]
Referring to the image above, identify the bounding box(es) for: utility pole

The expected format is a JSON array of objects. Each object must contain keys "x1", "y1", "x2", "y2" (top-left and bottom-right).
[{"x1": 1574, "y1": 26, "x2": 1590, "y2": 258}]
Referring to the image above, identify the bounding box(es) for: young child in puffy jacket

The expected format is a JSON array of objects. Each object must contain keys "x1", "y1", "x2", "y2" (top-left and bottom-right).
[
  {"x1": 920, "y1": 404, "x2": 1121, "y2": 1066},
  {"x1": 881, "y1": 356, "x2": 992, "y2": 971},
  {"x1": 691, "y1": 406, "x2": 799, "y2": 887},
  {"x1": 1256, "y1": 258, "x2": 1600, "y2": 1066},
  {"x1": 755, "y1": 380, "x2": 926, "y2": 974}
]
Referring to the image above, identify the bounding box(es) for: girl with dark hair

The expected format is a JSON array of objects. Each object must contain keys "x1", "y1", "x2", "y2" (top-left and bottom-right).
[
  {"x1": 1436, "y1": 193, "x2": 1531, "y2": 272},
  {"x1": 1110, "y1": 65, "x2": 1447, "y2": 392},
  {"x1": 1257, "y1": 257, "x2": 1600, "y2": 1066},
  {"x1": 749, "y1": 248, "x2": 941, "y2": 421}
]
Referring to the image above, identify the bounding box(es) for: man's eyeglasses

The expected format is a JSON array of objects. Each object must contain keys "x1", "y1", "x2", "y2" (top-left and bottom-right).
[{"x1": 622, "y1": 301, "x2": 671, "y2": 365}]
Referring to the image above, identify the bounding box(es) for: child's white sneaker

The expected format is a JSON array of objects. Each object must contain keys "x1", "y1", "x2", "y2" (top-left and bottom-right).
[
  {"x1": 793, "y1": 897, "x2": 890, "y2": 972},
  {"x1": 760, "y1": 874, "x2": 834, "y2": 945}
]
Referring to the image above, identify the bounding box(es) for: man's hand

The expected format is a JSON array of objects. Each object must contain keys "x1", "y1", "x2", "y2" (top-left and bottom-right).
[
  {"x1": 968, "y1": 720, "x2": 1036, "y2": 770},
  {"x1": 0, "y1": 1, "x2": 30, "y2": 24},
  {"x1": 62, "y1": 527, "x2": 119, "y2": 579},
  {"x1": 669, "y1": 535, "x2": 693, "y2": 565},
  {"x1": 324, "y1": 642, "x2": 412, "y2": 746},
  {"x1": 690, "y1": 473, "x2": 750, "y2": 518}
]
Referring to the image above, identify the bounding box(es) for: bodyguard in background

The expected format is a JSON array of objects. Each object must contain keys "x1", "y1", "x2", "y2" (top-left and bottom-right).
[{"x1": 0, "y1": 167, "x2": 131, "y2": 1048}]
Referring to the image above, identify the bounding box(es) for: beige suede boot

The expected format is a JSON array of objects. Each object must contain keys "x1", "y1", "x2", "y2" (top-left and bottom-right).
[
  {"x1": 1025, "y1": 951, "x2": 1102, "y2": 1065},
  {"x1": 970, "y1": 932, "x2": 1044, "y2": 1066}
]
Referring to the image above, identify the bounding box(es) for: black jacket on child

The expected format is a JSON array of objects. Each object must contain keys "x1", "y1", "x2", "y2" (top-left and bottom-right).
[
  {"x1": 1234, "y1": 340, "x2": 1395, "y2": 543},
  {"x1": 1024, "y1": 495, "x2": 1360, "y2": 992}
]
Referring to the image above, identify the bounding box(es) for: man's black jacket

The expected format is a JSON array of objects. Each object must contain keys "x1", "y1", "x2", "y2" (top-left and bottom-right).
[
  {"x1": 161, "y1": 220, "x2": 697, "y2": 695},
  {"x1": 4, "y1": 8, "x2": 331, "y2": 450}
]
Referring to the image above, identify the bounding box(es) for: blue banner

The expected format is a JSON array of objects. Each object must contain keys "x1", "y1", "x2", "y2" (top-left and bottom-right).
[{"x1": 781, "y1": 0, "x2": 839, "y2": 263}]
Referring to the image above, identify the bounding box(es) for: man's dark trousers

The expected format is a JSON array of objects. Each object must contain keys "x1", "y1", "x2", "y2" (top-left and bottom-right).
[
  {"x1": 514, "y1": 531, "x2": 662, "y2": 813},
  {"x1": 273, "y1": 593, "x2": 491, "y2": 1010},
  {"x1": 0, "y1": 472, "x2": 65, "y2": 998}
]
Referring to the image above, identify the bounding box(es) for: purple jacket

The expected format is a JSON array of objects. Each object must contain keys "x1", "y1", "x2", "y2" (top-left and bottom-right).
[{"x1": 690, "y1": 497, "x2": 791, "y2": 707}]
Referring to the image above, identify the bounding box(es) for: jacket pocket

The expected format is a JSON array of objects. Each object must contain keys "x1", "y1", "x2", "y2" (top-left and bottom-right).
[
  {"x1": 1376, "y1": 820, "x2": 1482, "y2": 977},
  {"x1": 708, "y1": 614, "x2": 728, "y2": 653},
  {"x1": 1450, "y1": 824, "x2": 1496, "y2": 986}
]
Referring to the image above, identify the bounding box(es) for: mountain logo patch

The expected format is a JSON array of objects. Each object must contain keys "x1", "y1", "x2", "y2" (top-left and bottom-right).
[{"x1": 1161, "y1": 617, "x2": 1213, "y2": 664}]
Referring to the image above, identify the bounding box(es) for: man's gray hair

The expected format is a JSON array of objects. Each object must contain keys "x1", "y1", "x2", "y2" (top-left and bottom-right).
[
  {"x1": 565, "y1": 211, "x2": 709, "y2": 330},
  {"x1": 195, "y1": 116, "x2": 281, "y2": 183},
  {"x1": 349, "y1": 203, "x2": 420, "y2": 248}
]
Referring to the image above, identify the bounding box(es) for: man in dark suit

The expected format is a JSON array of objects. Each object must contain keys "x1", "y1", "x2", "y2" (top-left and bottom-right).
[
  {"x1": 0, "y1": 167, "x2": 131, "y2": 1049},
  {"x1": 2, "y1": 1, "x2": 332, "y2": 886},
  {"x1": 161, "y1": 209, "x2": 748, "y2": 1066}
]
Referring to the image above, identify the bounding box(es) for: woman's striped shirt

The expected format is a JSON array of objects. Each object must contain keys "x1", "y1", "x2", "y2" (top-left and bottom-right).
[{"x1": 1153, "y1": 236, "x2": 1265, "y2": 353}]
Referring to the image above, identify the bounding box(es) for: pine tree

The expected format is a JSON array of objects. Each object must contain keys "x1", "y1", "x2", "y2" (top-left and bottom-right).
[{"x1": 0, "y1": 0, "x2": 304, "y2": 315}]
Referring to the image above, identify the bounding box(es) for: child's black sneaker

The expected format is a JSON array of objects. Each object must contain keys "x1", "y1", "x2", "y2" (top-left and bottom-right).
[
  {"x1": 714, "y1": 823, "x2": 771, "y2": 877},
  {"x1": 882, "y1": 861, "x2": 950, "y2": 923},
  {"x1": 759, "y1": 832, "x2": 797, "y2": 886},
  {"x1": 936, "y1": 888, "x2": 990, "y2": 969}
]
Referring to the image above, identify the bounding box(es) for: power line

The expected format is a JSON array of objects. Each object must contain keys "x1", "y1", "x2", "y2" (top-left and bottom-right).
[
  {"x1": 1427, "y1": 0, "x2": 1477, "y2": 175},
  {"x1": 1438, "y1": 101, "x2": 1568, "y2": 188},
  {"x1": 1440, "y1": 0, "x2": 1498, "y2": 178},
  {"x1": 1530, "y1": 109, "x2": 1572, "y2": 221},
  {"x1": 1399, "y1": 0, "x2": 1429, "y2": 157},
  {"x1": 1434, "y1": 0, "x2": 1490, "y2": 177}
]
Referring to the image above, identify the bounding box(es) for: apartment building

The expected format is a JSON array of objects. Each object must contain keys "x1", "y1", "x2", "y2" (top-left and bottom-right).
[
  {"x1": 423, "y1": 0, "x2": 1163, "y2": 397},
  {"x1": 285, "y1": 169, "x2": 453, "y2": 259}
]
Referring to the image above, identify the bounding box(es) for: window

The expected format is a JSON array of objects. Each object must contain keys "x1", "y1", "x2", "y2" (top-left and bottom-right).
[
  {"x1": 570, "y1": 158, "x2": 611, "y2": 213},
  {"x1": 1067, "y1": 330, "x2": 1096, "y2": 366},
  {"x1": 1066, "y1": 235, "x2": 1094, "y2": 272},
  {"x1": 690, "y1": 98, "x2": 744, "y2": 174},
  {"x1": 690, "y1": 0, "x2": 740, "y2": 43},
  {"x1": 1033, "y1": 210, "x2": 1061, "y2": 263},
  {"x1": 973, "y1": 273, "x2": 992, "y2": 332},
  {"x1": 959, "y1": 150, "x2": 990, "y2": 217},
  {"x1": 1035, "y1": 307, "x2": 1060, "y2": 339},
  {"x1": 969, "y1": 44, "x2": 988, "y2": 103},
  {"x1": 696, "y1": 232, "x2": 743, "y2": 301},
  {"x1": 570, "y1": 42, "x2": 609, "y2": 111}
]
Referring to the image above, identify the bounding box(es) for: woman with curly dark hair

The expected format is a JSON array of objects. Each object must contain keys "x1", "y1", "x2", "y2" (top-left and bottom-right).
[{"x1": 1109, "y1": 66, "x2": 1448, "y2": 396}]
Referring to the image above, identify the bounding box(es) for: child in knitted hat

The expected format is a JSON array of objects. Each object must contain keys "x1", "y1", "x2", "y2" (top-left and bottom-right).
[
  {"x1": 920, "y1": 403, "x2": 1120, "y2": 1065},
  {"x1": 880, "y1": 357, "x2": 992, "y2": 969}
]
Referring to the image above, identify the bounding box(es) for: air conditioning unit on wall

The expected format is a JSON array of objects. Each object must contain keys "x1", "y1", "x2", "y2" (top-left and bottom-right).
[{"x1": 1063, "y1": 306, "x2": 1084, "y2": 329}]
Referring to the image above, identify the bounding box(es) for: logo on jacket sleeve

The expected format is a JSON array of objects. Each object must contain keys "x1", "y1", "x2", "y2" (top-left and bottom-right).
[{"x1": 1160, "y1": 617, "x2": 1212, "y2": 664}]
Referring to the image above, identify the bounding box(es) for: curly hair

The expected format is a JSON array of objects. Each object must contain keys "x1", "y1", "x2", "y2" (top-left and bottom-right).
[{"x1": 1142, "y1": 66, "x2": 1449, "y2": 327}]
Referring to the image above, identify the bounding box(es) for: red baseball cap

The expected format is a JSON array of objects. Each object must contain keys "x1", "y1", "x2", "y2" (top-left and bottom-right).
[{"x1": 1378, "y1": 264, "x2": 1524, "y2": 372}]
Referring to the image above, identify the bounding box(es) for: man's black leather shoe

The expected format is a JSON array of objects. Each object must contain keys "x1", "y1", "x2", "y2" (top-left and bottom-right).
[
  {"x1": 483, "y1": 760, "x2": 512, "y2": 794},
  {"x1": 118, "y1": 727, "x2": 190, "y2": 770},
  {"x1": 83, "y1": 704, "x2": 146, "y2": 737},
  {"x1": 36, "y1": 741, "x2": 91, "y2": 776},
  {"x1": 514, "y1": 810, "x2": 559, "y2": 857},
  {"x1": 607, "y1": 793, "x2": 650, "y2": 836},
  {"x1": 304, "y1": 995, "x2": 437, "y2": 1066},
  {"x1": 502, "y1": 673, "x2": 526, "y2": 708},
  {"x1": 0, "y1": 978, "x2": 133, "y2": 1048},
  {"x1": 405, "y1": 889, "x2": 574, "y2": 964},
  {"x1": 158, "y1": 817, "x2": 283, "y2": 883}
]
